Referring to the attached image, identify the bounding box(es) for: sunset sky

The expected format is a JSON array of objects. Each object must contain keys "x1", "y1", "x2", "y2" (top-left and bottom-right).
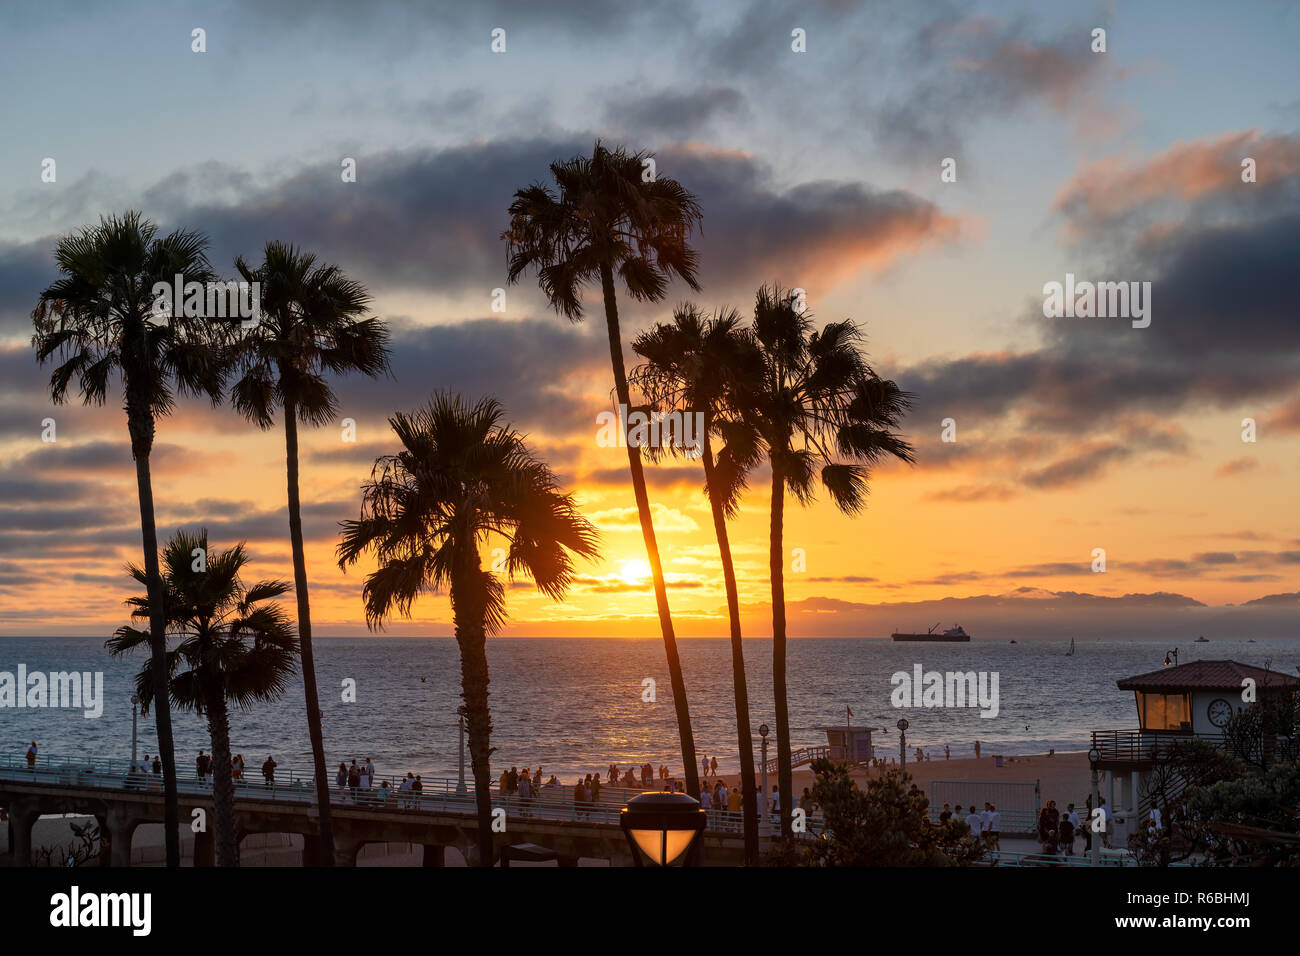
[{"x1": 1, "y1": 1, "x2": 1298, "y2": 638}]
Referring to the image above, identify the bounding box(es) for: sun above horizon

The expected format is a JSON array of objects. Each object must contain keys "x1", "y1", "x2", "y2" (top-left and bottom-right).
[{"x1": 620, "y1": 560, "x2": 651, "y2": 586}]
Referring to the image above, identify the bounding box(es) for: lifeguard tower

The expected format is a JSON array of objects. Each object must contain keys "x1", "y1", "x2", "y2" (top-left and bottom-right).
[
  {"x1": 817, "y1": 724, "x2": 874, "y2": 765},
  {"x1": 1091, "y1": 659, "x2": 1300, "y2": 843}
]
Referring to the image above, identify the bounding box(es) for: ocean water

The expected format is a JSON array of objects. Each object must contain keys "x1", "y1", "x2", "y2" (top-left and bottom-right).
[{"x1": 2, "y1": 636, "x2": 1297, "y2": 782}]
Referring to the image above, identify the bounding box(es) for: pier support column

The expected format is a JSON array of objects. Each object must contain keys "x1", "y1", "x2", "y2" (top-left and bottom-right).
[
  {"x1": 302, "y1": 833, "x2": 321, "y2": 866},
  {"x1": 104, "y1": 805, "x2": 139, "y2": 867},
  {"x1": 193, "y1": 828, "x2": 215, "y2": 867},
  {"x1": 334, "y1": 837, "x2": 363, "y2": 867},
  {"x1": 6, "y1": 799, "x2": 39, "y2": 866},
  {"x1": 422, "y1": 844, "x2": 445, "y2": 867}
]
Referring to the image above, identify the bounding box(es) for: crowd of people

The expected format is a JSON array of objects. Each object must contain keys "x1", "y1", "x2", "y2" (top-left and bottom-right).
[{"x1": 937, "y1": 801, "x2": 1003, "y2": 850}]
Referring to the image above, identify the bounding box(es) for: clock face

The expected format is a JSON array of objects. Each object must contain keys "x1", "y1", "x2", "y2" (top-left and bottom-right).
[{"x1": 1207, "y1": 698, "x2": 1233, "y2": 728}]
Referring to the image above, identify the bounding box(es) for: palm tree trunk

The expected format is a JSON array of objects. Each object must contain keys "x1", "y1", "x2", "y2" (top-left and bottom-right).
[
  {"x1": 598, "y1": 261, "x2": 699, "y2": 799},
  {"x1": 450, "y1": 564, "x2": 495, "y2": 866},
  {"x1": 203, "y1": 680, "x2": 240, "y2": 867},
  {"x1": 282, "y1": 399, "x2": 336, "y2": 865},
  {"x1": 126, "y1": 397, "x2": 181, "y2": 868},
  {"x1": 769, "y1": 461, "x2": 793, "y2": 839},
  {"x1": 702, "y1": 437, "x2": 758, "y2": 863}
]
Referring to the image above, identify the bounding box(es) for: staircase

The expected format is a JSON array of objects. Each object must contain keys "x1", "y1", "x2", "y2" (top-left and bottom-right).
[{"x1": 763, "y1": 745, "x2": 831, "y2": 775}]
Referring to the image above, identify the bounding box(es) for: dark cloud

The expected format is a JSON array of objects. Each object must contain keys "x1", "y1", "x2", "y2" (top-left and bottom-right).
[
  {"x1": 3, "y1": 136, "x2": 960, "y2": 342},
  {"x1": 602, "y1": 86, "x2": 747, "y2": 138},
  {"x1": 902, "y1": 208, "x2": 1300, "y2": 488},
  {"x1": 584, "y1": 464, "x2": 702, "y2": 490},
  {"x1": 331, "y1": 317, "x2": 609, "y2": 433}
]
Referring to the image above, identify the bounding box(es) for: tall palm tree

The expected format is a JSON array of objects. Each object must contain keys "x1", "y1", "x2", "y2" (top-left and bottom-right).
[
  {"x1": 630, "y1": 305, "x2": 765, "y2": 862},
  {"x1": 747, "y1": 284, "x2": 915, "y2": 838},
  {"x1": 503, "y1": 141, "x2": 704, "y2": 797},
  {"x1": 337, "y1": 392, "x2": 599, "y2": 866},
  {"x1": 108, "y1": 529, "x2": 299, "y2": 867},
  {"x1": 229, "y1": 241, "x2": 391, "y2": 865},
  {"x1": 31, "y1": 211, "x2": 227, "y2": 867}
]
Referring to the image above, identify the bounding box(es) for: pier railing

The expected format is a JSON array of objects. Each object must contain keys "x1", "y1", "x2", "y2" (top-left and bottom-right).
[{"x1": 0, "y1": 753, "x2": 822, "y2": 836}]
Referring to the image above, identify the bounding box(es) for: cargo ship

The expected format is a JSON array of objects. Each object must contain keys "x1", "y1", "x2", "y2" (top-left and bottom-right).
[{"x1": 891, "y1": 623, "x2": 970, "y2": 642}]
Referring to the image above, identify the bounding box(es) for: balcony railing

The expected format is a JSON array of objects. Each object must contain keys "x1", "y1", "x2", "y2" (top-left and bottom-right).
[{"x1": 1089, "y1": 729, "x2": 1224, "y2": 764}]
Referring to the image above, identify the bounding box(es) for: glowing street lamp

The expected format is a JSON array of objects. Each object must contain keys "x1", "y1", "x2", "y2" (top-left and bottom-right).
[{"x1": 620, "y1": 792, "x2": 706, "y2": 866}]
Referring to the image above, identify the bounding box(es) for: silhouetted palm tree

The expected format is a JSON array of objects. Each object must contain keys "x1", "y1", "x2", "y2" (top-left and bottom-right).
[
  {"x1": 503, "y1": 141, "x2": 704, "y2": 797},
  {"x1": 631, "y1": 305, "x2": 764, "y2": 862},
  {"x1": 747, "y1": 284, "x2": 915, "y2": 838},
  {"x1": 337, "y1": 392, "x2": 599, "y2": 866},
  {"x1": 229, "y1": 241, "x2": 390, "y2": 865},
  {"x1": 32, "y1": 211, "x2": 228, "y2": 867},
  {"x1": 107, "y1": 529, "x2": 299, "y2": 867}
]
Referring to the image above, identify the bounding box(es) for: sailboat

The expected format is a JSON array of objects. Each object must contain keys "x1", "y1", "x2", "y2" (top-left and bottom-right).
[{"x1": 1065, "y1": 638, "x2": 1075, "y2": 656}]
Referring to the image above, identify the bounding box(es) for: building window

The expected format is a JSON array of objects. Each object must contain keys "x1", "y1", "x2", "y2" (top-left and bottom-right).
[{"x1": 1137, "y1": 692, "x2": 1191, "y2": 730}]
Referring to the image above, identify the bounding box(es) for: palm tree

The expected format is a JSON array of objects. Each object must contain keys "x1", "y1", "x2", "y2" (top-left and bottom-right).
[
  {"x1": 108, "y1": 529, "x2": 299, "y2": 867},
  {"x1": 630, "y1": 305, "x2": 765, "y2": 862},
  {"x1": 503, "y1": 141, "x2": 704, "y2": 797},
  {"x1": 229, "y1": 241, "x2": 391, "y2": 865},
  {"x1": 747, "y1": 284, "x2": 915, "y2": 838},
  {"x1": 31, "y1": 211, "x2": 228, "y2": 867},
  {"x1": 337, "y1": 392, "x2": 599, "y2": 866}
]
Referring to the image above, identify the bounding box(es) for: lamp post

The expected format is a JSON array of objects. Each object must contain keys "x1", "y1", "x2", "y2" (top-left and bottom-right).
[
  {"x1": 620, "y1": 792, "x2": 707, "y2": 866},
  {"x1": 1089, "y1": 744, "x2": 1101, "y2": 867},
  {"x1": 130, "y1": 695, "x2": 140, "y2": 764},
  {"x1": 456, "y1": 706, "x2": 467, "y2": 795},
  {"x1": 758, "y1": 723, "x2": 770, "y2": 835},
  {"x1": 1163, "y1": 649, "x2": 1179, "y2": 667},
  {"x1": 897, "y1": 718, "x2": 909, "y2": 772}
]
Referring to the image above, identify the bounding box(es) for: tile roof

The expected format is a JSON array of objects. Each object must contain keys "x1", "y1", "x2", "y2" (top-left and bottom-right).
[{"x1": 1117, "y1": 659, "x2": 1300, "y2": 692}]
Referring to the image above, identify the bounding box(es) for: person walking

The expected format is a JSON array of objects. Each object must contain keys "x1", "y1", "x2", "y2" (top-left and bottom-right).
[
  {"x1": 1058, "y1": 810, "x2": 1075, "y2": 856},
  {"x1": 26, "y1": 741, "x2": 38, "y2": 770},
  {"x1": 518, "y1": 770, "x2": 533, "y2": 816},
  {"x1": 701, "y1": 754, "x2": 710, "y2": 780},
  {"x1": 710, "y1": 756, "x2": 718, "y2": 777},
  {"x1": 261, "y1": 755, "x2": 277, "y2": 788},
  {"x1": 986, "y1": 803, "x2": 1000, "y2": 850}
]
